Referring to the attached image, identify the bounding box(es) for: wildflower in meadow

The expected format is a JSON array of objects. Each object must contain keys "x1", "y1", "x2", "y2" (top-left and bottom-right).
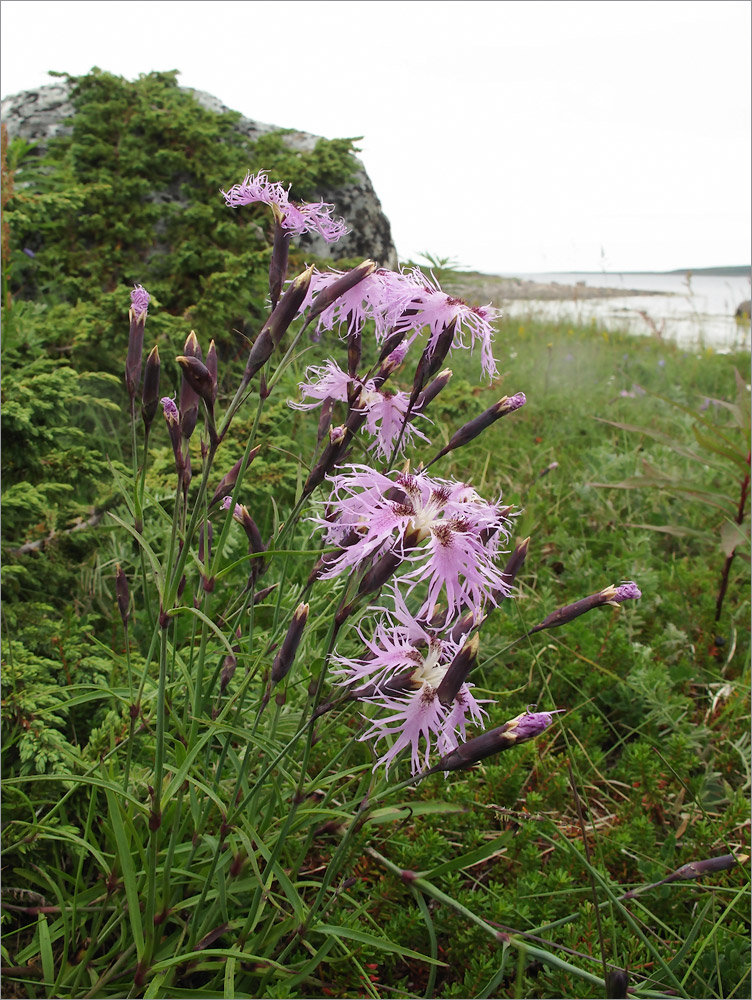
[
  {"x1": 316, "y1": 466, "x2": 512, "y2": 618},
  {"x1": 221, "y1": 171, "x2": 348, "y2": 241},
  {"x1": 301, "y1": 266, "x2": 500, "y2": 377},
  {"x1": 289, "y1": 360, "x2": 429, "y2": 459},
  {"x1": 334, "y1": 587, "x2": 487, "y2": 773}
]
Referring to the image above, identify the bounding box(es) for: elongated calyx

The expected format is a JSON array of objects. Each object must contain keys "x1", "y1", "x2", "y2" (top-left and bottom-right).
[
  {"x1": 115, "y1": 564, "x2": 130, "y2": 626},
  {"x1": 271, "y1": 603, "x2": 309, "y2": 684},
  {"x1": 528, "y1": 581, "x2": 641, "y2": 635},
  {"x1": 430, "y1": 392, "x2": 526, "y2": 465},
  {"x1": 141, "y1": 346, "x2": 161, "y2": 429},
  {"x1": 176, "y1": 354, "x2": 215, "y2": 408},
  {"x1": 427, "y1": 708, "x2": 564, "y2": 773}
]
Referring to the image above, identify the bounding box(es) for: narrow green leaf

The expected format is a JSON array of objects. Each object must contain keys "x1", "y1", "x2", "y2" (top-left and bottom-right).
[
  {"x1": 366, "y1": 800, "x2": 467, "y2": 825},
  {"x1": 107, "y1": 511, "x2": 164, "y2": 592},
  {"x1": 426, "y1": 833, "x2": 510, "y2": 880},
  {"x1": 224, "y1": 956, "x2": 236, "y2": 999},
  {"x1": 144, "y1": 971, "x2": 168, "y2": 998},
  {"x1": 37, "y1": 913, "x2": 54, "y2": 992},
  {"x1": 314, "y1": 923, "x2": 447, "y2": 965},
  {"x1": 691, "y1": 425, "x2": 750, "y2": 471},
  {"x1": 167, "y1": 605, "x2": 237, "y2": 659},
  {"x1": 104, "y1": 787, "x2": 144, "y2": 961}
]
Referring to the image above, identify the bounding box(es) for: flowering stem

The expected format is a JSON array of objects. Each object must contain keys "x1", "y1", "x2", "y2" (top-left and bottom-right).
[
  {"x1": 144, "y1": 622, "x2": 170, "y2": 967},
  {"x1": 366, "y1": 846, "x2": 612, "y2": 992}
]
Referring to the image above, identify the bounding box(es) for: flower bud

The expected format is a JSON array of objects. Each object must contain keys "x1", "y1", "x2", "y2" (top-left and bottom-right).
[
  {"x1": 161, "y1": 397, "x2": 183, "y2": 473},
  {"x1": 141, "y1": 346, "x2": 160, "y2": 430},
  {"x1": 308, "y1": 260, "x2": 377, "y2": 323},
  {"x1": 271, "y1": 603, "x2": 309, "y2": 684},
  {"x1": 176, "y1": 355, "x2": 214, "y2": 409},
  {"x1": 179, "y1": 331, "x2": 202, "y2": 440},
  {"x1": 428, "y1": 708, "x2": 564, "y2": 773},
  {"x1": 245, "y1": 266, "x2": 314, "y2": 380},
  {"x1": 269, "y1": 217, "x2": 291, "y2": 310},
  {"x1": 436, "y1": 634, "x2": 480, "y2": 706},
  {"x1": 411, "y1": 318, "x2": 457, "y2": 402},
  {"x1": 490, "y1": 537, "x2": 530, "y2": 603},
  {"x1": 429, "y1": 393, "x2": 526, "y2": 465},
  {"x1": 209, "y1": 447, "x2": 262, "y2": 507},
  {"x1": 125, "y1": 285, "x2": 150, "y2": 400},
  {"x1": 528, "y1": 581, "x2": 641, "y2": 635},
  {"x1": 115, "y1": 564, "x2": 130, "y2": 626},
  {"x1": 413, "y1": 369, "x2": 453, "y2": 414}
]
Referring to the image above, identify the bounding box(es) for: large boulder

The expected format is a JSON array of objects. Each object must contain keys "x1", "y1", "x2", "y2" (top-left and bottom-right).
[{"x1": 1, "y1": 81, "x2": 398, "y2": 268}]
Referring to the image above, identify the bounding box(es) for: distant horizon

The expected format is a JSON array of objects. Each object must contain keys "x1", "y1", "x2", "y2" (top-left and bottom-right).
[{"x1": 470, "y1": 265, "x2": 751, "y2": 278}]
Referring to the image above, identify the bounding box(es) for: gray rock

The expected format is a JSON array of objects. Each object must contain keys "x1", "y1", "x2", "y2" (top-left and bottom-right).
[
  {"x1": 735, "y1": 300, "x2": 750, "y2": 320},
  {"x1": 1, "y1": 81, "x2": 398, "y2": 268}
]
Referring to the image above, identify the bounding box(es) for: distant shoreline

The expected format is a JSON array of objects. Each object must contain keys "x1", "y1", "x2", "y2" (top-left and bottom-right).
[
  {"x1": 447, "y1": 272, "x2": 665, "y2": 302},
  {"x1": 446, "y1": 265, "x2": 749, "y2": 304}
]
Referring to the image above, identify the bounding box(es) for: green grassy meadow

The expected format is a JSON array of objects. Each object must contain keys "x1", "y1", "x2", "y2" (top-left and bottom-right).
[{"x1": 3, "y1": 307, "x2": 749, "y2": 999}]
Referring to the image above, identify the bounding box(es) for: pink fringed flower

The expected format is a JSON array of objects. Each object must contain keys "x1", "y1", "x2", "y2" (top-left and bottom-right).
[
  {"x1": 385, "y1": 268, "x2": 500, "y2": 377},
  {"x1": 316, "y1": 466, "x2": 512, "y2": 618},
  {"x1": 299, "y1": 266, "x2": 500, "y2": 376},
  {"x1": 289, "y1": 361, "x2": 428, "y2": 459},
  {"x1": 221, "y1": 172, "x2": 347, "y2": 242},
  {"x1": 334, "y1": 588, "x2": 487, "y2": 774},
  {"x1": 299, "y1": 267, "x2": 417, "y2": 339}
]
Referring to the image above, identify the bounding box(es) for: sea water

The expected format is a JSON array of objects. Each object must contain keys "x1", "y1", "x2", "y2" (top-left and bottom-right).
[{"x1": 500, "y1": 271, "x2": 751, "y2": 352}]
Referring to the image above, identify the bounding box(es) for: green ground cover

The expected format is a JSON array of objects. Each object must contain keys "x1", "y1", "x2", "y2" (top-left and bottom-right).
[{"x1": 3, "y1": 310, "x2": 749, "y2": 998}]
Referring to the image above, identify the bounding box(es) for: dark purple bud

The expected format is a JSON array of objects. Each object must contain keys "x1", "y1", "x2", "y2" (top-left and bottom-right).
[
  {"x1": 245, "y1": 267, "x2": 314, "y2": 380},
  {"x1": 269, "y1": 219, "x2": 291, "y2": 310},
  {"x1": 176, "y1": 355, "x2": 215, "y2": 410},
  {"x1": 209, "y1": 447, "x2": 262, "y2": 508},
  {"x1": 449, "y1": 610, "x2": 484, "y2": 646},
  {"x1": 436, "y1": 634, "x2": 480, "y2": 706},
  {"x1": 308, "y1": 260, "x2": 377, "y2": 323},
  {"x1": 411, "y1": 318, "x2": 457, "y2": 402},
  {"x1": 430, "y1": 393, "x2": 526, "y2": 465},
  {"x1": 605, "y1": 970, "x2": 629, "y2": 1000},
  {"x1": 351, "y1": 668, "x2": 417, "y2": 701},
  {"x1": 347, "y1": 327, "x2": 362, "y2": 382},
  {"x1": 271, "y1": 603, "x2": 309, "y2": 684},
  {"x1": 115, "y1": 564, "x2": 130, "y2": 626},
  {"x1": 413, "y1": 369, "x2": 453, "y2": 414},
  {"x1": 141, "y1": 346, "x2": 160, "y2": 430},
  {"x1": 220, "y1": 652, "x2": 238, "y2": 694},
  {"x1": 664, "y1": 853, "x2": 740, "y2": 883},
  {"x1": 490, "y1": 536, "x2": 530, "y2": 603},
  {"x1": 22, "y1": 247, "x2": 35, "y2": 258},
  {"x1": 528, "y1": 581, "x2": 641, "y2": 635},
  {"x1": 537, "y1": 460, "x2": 559, "y2": 481},
  {"x1": 253, "y1": 583, "x2": 278, "y2": 604},
  {"x1": 378, "y1": 327, "x2": 409, "y2": 363}
]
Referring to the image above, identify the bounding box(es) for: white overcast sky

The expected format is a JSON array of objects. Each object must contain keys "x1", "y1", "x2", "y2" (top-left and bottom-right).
[{"x1": 1, "y1": 0, "x2": 750, "y2": 274}]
